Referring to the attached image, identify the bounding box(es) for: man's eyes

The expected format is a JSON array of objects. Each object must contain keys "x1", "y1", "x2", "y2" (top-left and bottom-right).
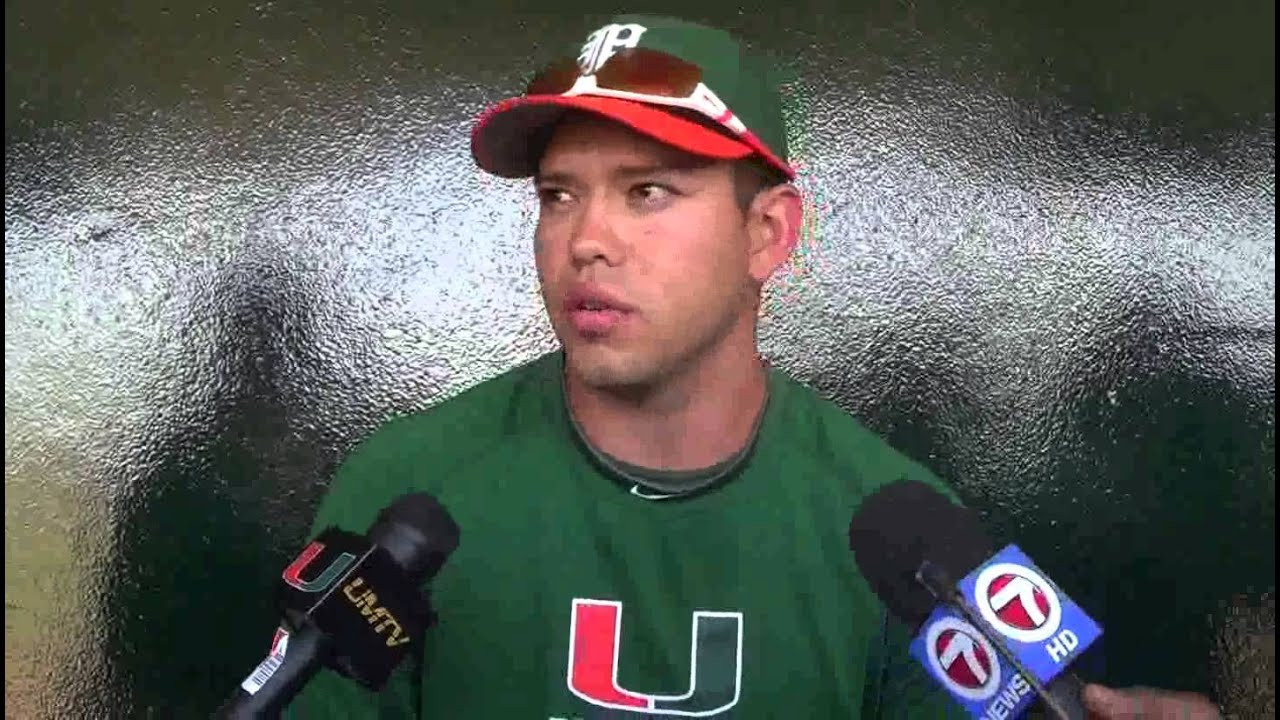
[
  {"x1": 537, "y1": 188, "x2": 573, "y2": 205},
  {"x1": 629, "y1": 183, "x2": 679, "y2": 205},
  {"x1": 535, "y1": 183, "x2": 681, "y2": 207}
]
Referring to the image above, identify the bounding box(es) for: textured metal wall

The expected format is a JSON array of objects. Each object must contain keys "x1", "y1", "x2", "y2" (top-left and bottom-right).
[{"x1": 5, "y1": 1, "x2": 1274, "y2": 717}]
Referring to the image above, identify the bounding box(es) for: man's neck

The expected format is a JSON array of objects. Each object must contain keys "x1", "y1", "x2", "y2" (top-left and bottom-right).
[{"x1": 564, "y1": 332, "x2": 770, "y2": 472}]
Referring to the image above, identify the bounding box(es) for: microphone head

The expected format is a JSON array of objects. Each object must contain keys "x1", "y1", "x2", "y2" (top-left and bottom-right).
[
  {"x1": 367, "y1": 492, "x2": 460, "y2": 586},
  {"x1": 848, "y1": 479, "x2": 993, "y2": 631}
]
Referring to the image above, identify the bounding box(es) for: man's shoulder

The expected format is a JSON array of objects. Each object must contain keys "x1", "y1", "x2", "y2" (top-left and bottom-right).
[
  {"x1": 309, "y1": 352, "x2": 562, "y2": 534},
  {"x1": 768, "y1": 366, "x2": 962, "y2": 503},
  {"x1": 767, "y1": 366, "x2": 899, "y2": 461},
  {"x1": 354, "y1": 351, "x2": 562, "y2": 463}
]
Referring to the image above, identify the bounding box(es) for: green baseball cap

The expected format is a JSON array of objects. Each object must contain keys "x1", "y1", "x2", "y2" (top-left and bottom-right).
[{"x1": 470, "y1": 15, "x2": 794, "y2": 180}]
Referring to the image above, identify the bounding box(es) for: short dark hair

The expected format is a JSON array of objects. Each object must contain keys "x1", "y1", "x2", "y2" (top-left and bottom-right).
[{"x1": 731, "y1": 157, "x2": 788, "y2": 213}]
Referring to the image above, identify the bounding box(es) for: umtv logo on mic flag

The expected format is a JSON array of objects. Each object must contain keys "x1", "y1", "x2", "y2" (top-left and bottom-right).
[{"x1": 909, "y1": 544, "x2": 1103, "y2": 719}]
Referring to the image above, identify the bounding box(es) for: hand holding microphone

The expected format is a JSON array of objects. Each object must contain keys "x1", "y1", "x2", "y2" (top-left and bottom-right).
[{"x1": 848, "y1": 480, "x2": 1219, "y2": 720}]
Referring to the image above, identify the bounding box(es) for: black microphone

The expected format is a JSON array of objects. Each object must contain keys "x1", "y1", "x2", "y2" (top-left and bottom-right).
[
  {"x1": 849, "y1": 480, "x2": 1095, "y2": 720},
  {"x1": 214, "y1": 493, "x2": 460, "y2": 719}
]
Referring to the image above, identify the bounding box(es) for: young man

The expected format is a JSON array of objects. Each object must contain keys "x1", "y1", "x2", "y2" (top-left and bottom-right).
[{"x1": 285, "y1": 14, "x2": 1219, "y2": 720}]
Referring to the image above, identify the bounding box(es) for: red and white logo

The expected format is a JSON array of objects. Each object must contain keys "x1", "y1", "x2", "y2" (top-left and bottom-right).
[
  {"x1": 974, "y1": 562, "x2": 1062, "y2": 643},
  {"x1": 566, "y1": 599, "x2": 743, "y2": 717},
  {"x1": 268, "y1": 627, "x2": 289, "y2": 657},
  {"x1": 577, "y1": 23, "x2": 647, "y2": 75},
  {"x1": 924, "y1": 617, "x2": 1002, "y2": 701}
]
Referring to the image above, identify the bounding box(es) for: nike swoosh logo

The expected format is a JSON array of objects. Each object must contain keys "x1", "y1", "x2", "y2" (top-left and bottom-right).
[{"x1": 629, "y1": 485, "x2": 680, "y2": 501}]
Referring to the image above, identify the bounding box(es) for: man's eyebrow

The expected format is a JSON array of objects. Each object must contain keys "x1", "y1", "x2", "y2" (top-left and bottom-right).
[
  {"x1": 612, "y1": 162, "x2": 708, "y2": 179},
  {"x1": 535, "y1": 162, "x2": 710, "y2": 186},
  {"x1": 533, "y1": 171, "x2": 576, "y2": 187}
]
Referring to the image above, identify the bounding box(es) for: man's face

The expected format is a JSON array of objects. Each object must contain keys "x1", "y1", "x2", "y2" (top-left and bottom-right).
[{"x1": 533, "y1": 114, "x2": 756, "y2": 391}]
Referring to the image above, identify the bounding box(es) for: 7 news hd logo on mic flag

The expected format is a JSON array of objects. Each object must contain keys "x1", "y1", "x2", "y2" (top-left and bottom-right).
[{"x1": 908, "y1": 544, "x2": 1103, "y2": 719}]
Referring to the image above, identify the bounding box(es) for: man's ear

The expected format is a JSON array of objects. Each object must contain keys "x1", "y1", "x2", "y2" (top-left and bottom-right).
[{"x1": 746, "y1": 183, "x2": 803, "y2": 284}]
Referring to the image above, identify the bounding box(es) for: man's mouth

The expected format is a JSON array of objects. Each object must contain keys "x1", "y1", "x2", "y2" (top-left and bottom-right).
[{"x1": 565, "y1": 287, "x2": 632, "y2": 336}]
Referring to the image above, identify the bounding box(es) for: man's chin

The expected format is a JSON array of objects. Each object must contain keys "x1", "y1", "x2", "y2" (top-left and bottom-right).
[{"x1": 563, "y1": 347, "x2": 654, "y2": 391}]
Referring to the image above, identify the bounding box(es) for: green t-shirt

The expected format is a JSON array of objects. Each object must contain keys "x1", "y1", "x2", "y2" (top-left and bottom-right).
[{"x1": 283, "y1": 352, "x2": 968, "y2": 719}]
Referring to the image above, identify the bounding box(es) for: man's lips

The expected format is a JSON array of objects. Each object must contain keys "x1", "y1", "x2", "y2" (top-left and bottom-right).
[
  {"x1": 563, "y1": 286, "x2": 634, "y2": 314},
  {"x1": 564, "y1": 286, "x2": 633, "y2": 336}
]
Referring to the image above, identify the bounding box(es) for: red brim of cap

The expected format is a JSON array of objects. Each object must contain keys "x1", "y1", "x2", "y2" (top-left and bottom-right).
[{"x1": 470, "y1": 94, "x2": 762, "y2": 179}]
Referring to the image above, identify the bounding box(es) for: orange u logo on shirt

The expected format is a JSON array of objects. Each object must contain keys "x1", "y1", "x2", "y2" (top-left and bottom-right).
[{"x1": 567, "y1": 598, "x2": 744, "y2": 716}]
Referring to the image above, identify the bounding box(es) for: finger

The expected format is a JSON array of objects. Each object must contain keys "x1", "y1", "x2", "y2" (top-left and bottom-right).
[
  {"x1": 1084, "y1": 684, "x2": 1222, "y2": 719},
  {"x1": 1084, "y1": 684, "x2": 1139, "y2": 719}
]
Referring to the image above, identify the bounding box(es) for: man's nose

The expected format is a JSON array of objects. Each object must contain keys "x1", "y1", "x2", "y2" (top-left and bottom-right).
[{"x1": 568, "y1": 196, "x2": 624, "y2": 268}]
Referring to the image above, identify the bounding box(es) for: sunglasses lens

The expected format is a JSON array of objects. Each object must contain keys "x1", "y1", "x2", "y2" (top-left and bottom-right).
[
  {"x1": 526, "y1": 58, "x2": 581, "y2": 95},
  {"x1": 595, "y1": 48, "x2": 703, "y2": 97},
  {"x1": 525, "y1": 49, "x2": 704, "y2": 99}
]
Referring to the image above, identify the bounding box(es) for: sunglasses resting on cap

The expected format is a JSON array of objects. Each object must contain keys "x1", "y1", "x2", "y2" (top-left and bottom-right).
[{"x1": 470, "y1": 14, "x2": 795, "y2": 182}]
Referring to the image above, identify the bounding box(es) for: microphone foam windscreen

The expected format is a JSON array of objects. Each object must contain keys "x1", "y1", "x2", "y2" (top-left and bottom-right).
[
  {"x1": 370, "y1": 492, "x2": 460, "y2": 583},
  {"x1": 848, "y1": 479, "x2": 994, "y2": 631}
]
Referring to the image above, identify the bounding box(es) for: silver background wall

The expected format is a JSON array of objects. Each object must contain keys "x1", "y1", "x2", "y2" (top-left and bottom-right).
[{"x1": 5, "y1": 1, "x2": 1274, "y2": 717}]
